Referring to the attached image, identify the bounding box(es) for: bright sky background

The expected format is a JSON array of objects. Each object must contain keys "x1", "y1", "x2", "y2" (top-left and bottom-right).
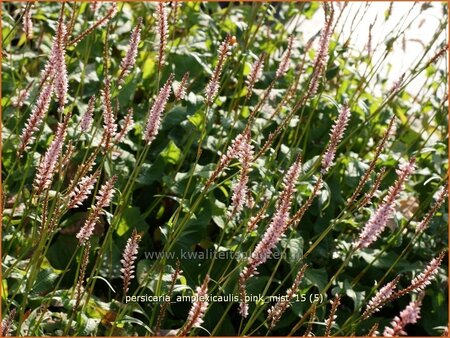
[{"x1": 295, "y1": 1, "x2": 447, "y2": 97}]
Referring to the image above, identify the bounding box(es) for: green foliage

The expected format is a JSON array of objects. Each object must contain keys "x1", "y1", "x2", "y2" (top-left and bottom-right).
[{"x1": 1, "y1": 1, "x2": 447, "y2": 337}]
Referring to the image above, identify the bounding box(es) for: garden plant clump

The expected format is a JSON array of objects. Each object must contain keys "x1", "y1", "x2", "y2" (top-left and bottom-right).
[{"x1": 1, "y1": 1, "x2": 448, "y2": 336}]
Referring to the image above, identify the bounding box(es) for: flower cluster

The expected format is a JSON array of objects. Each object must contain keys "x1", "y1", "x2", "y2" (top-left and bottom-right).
[
  {"x1": 178, "y1": 275, "x2": 210, "y2": 336},
  {"x1": 321, "y1": 105, "x2": 350, "y2": 173},
  {"x1": 383, "y1": 296, "x2": 422, "y2": 336},
  {"x1": 76, "y1": 176, "x2": 117, "y2": 245},
  {"x1": 121, "y1": 229, "x2": 141, "y2": 295},
  {"x1": 239, "y1": 157, "x2": 302, "y2": 316},
  {"x1": 354, "y1": 158, "x2": 415, "y2": 249},
  {"x1": 144, "y1": 74, "x2": 174, "y2": 145},
  {"x1": 227, "y1": 132, "x2": 254, "y2": 220},
  {"x1": 118, "y1": 17, "x2": 143, "y2": 84}
]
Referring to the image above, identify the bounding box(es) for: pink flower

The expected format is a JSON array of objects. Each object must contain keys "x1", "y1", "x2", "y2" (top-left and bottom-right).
[
  {"x1": 267, "y1": 264, "x2": 307, "y2": 328},
  {"x1": 53, "y1": 22, "x2": 68, "y2": 107},
  {"x1": 415, "y1": 188, "x2": 447, "y2": 234},
  {"x1": 246, "y1": 52, "x2": 265, "y2": 98},
  {"x1": 156, "y1": 2, "x2": 168, "y2": 70},
  {"x1": 322, "y1": 105, "x2": 350, "y2": 173},
  {"x1": 174, "y1": 72, "x2": 189, "y2": 101},
  {"x1": 18, "y1": 81, "x2": 53, "y2": 155},
  {"x1": 324, "y1": 294, "x2": 341, "y2": 337},
  {"x1": 118, "y1": 17, "x2": 142, "y2": 84},
  {"x1": 12, "y1": 86, "x2": 31, "y2": 108},
  {"x1": 383, "y1": 297, "x2": 422, "y2": 336},
  {"x1": 354, "y1": 158, "x2": 415, "y2": 249},
  {"x1": 34, "y1": 116, "x2": 70, "y2": 194},
  {"x1": 276, "y1": 35, "x2": 294, "y2": 79},
  {"x1": 205, "y1": 35, "x2": 234, "y2": 105},
  {"x1": 227, "y1": 133, "x2": 253, "y2": 220},
  {"x1": 407, "y1": 252, "x2": 444, "y2": 293},
  {"x1": 76, "y1": 176, "x2": 117, "y2": 245},
  {"x1": 22, "y1": 5, "x2": 33, "y2": 39},
  {"x1": 115, "y1": 108, "x2": 134, "y2": 143},
  {"x1": 100, "y1": 78, "x2": 118, "y2": 149},
  {"x1": 68, "y1": 171, "x2": 100, "y2": 209},
  {"x1": 69, "y1": 3, "x2": 118, "y2": 46},
  {"x1": 178, "y1": 275, "x2": 210, "y2": 336},
  {"x1": 121, "y1": 229, "x2": 141, "y2": 294},
  {"x1": 363, "y1": 277, "x2": 400, "y2": 319},
  {"x1": 239, "y1": 157, "x2": 302, "y2": 317},
  {"x1": 307, "y1": 5, "x2": 334, "y2": 98},
  {"x1": 144, "y1": 74, "x2": 174, "y2": 145},
  {"x1": 80, "y1": 95, "x2": 96, "y2": 132}
]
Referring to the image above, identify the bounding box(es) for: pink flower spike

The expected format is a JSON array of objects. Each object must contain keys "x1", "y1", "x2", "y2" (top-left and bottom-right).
[
  {"x1": 34, "y1": 115, "x2": 70, "y2": 194},
  {"x1": 115, "y1": 108, "x2": 134, "y2": 144},
  {"x1": 383, "y1": 297, "x2": 422, "y2": 336},
  {"x1": 174, "y1": 72, "x2": 189, "y2": 101},
  {"x1": 118, "y1": 17, "x2": 142, "y2": 84},
  {"x1": 321, "y1": 105, "x2": 350, "y2": 173},
  {"x1": 354, "y1": 158, "x2": 415, "y2": 249},
  {"x1": 100, "y1": 78, "x2": 118, "y2": 149},
  {"x1": 121, "y1": 229, "x2": 141, "y2": 295},
  {"x1": 68, "y1": 171, "x2": 100, "y2": 209},
  {"x1": 76, "y1": 175, "x2": 117, "y2": 245},
  {"x1": 80, "y1": 95, "x2": 96, "y2": 132},
  {"x1": 23, "y1": 4, "x2": 33, "y2": 39},
  {"x1": 156, "y1": 2, "x2": 168, "y2": 70},
  {"x1": 363, "y1": 276, "x2": 400, "y2": 319},
  {"x1": 178, "y1": 275, "x2": 210, "y2": 336},
  {"x1": 205, "y1": 34, "x2": 234, "y2": 105},
  {"x1": 246, "y1": 52, "x2": 265, "y2": 98},
  {"x1": 144, "y1": 74, "x2": 174, "y2": 145},
  {"x1": 239, "y1": 157, "x2": 302, "y2": 317},
  {"x1": 276, "y1": 35, "x2": 294, "y2": 79},
  {"x1": 18, "y1": 81, "x2": 54, "y2": 156}
]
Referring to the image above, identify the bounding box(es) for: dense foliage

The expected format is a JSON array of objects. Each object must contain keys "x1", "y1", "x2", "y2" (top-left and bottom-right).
[{"x1": 1, "y1": 2, "x2": 448, "y2": 336}]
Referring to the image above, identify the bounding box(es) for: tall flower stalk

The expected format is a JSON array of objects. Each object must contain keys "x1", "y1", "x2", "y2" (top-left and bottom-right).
[
  {"x1": 18, "y1": 80, "x2": 54, "y2": 156},
  {"x1": 174, "y1": 72, "x2": 189, "y2": 102},
  {"x1": 178, "y1": 275, "x2": 210, "y2": 336},
  {"x1": 246, "y1": 52, "x2": 265, "y2": 99},
  {"x1": 227, "y1": 133, "x2": 253, "y2": 220},
  {"x1": 34, "y1": 114, "x2": 70, "y2": 194},
  {"x1": 383, "y1": 295, "x2": 423, "y2": 336},
  {"x1": 80, "y1": 95, "x2": 96, "y2": 132},
  {"x1": 275, "y1": 35, "x2": 294, "y2": 79},
  {"x1": 118, "y1": 17, "x2": 142, "y2": 84},
  {"x1": 205, "y1": 34, "x2": 234, "y2": 105},
  {"x1": 324, "y1": 294, "x2": 341, "y2": 337},
  {"x1": 354, "y1": 158, "x2": 415, "y2": 249},
  {"x1": 347, "y1": 117, "x2": 396, "y2": 205},
  {"x1": 321, "y1": 105, "x2": 350, "y2": 173},
  {"x1": 362, "y1": 276, "x2": 400, "y2": 319},
  {"x1": 156, "y1": 2, "x2": 168, "y2": 70},
  {"x1": 115, "y1": 108, "x2": 134, "y2": 144},
  {"x1": 76, "y1": 176, "x2": 117, "y2": 245},
  {"x1": 100, "y1": 78, "x2": 118, "y2": 149},
  {"x1": 121, "y1": 229, "x2": 141, "y2": 295},
  {"x1": 393, "y1": 251, "x2": 445, "y2": 298},
  {"x1": 239, "y1": 157, "x2": 302, "y2": 316},
  {"x1": 306, "y1": 4, "x2": 334, "y2": 99},
  {"x1": 69, "y1": 3, "x2": 118, "y2": 46},
  {"x1": 144, "y1": 74, "x2": 174, "y2": 145},
  {"x1": 22, "y1": 4, "x2": 33, "y2": 39},
  {"x1": 267, "y1": 264, "x2": 307, "y2": 328}
]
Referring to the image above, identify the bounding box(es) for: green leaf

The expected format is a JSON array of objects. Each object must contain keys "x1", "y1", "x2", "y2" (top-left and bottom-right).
[
  {"x1": 161, "y1": 140, "x2": 181, "y2": 165},
  {"x1": 117, "y1": 207, "x2": 149, "y2": 237},
  {"x1": 31, "y1": 269, "x2": 59, "y2": 296},
  {"x1": 187, "y1": 111, "x2": 205, "y2": 130},
  {"x1": 304, "y1": 268, "x2": 327, "y2": 291}
]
